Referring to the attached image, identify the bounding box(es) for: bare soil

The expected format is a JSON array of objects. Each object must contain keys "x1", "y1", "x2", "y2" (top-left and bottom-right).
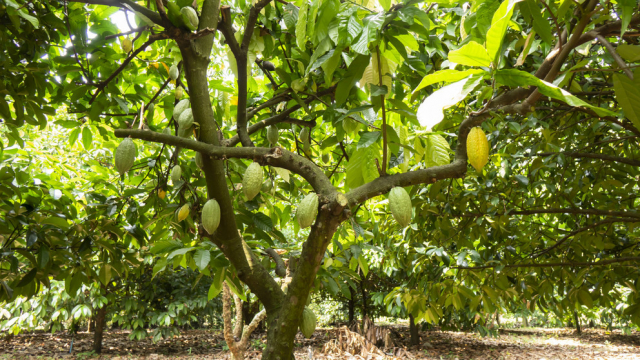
[{"x1": 1, "y1": 326, "x2": 639, "y2": 359}]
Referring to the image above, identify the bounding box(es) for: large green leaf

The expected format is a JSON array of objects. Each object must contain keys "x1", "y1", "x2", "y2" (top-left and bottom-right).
[
  {"x1": 193, "y1": 249, "x2": 211, "y2": 271},
  {"x1": 346, "y1": 144, "x2": 382, "y2": 189},
  {"x1": 448, "y1": 42, "x2": 492, "y2": 67},
  {"x1": 486, "y1": 0, "x2": 522, "y2": 65},
  {"x1": 416, "y1": 74, "x2": 484, "y2": 129},
  {"x1": 613, "y1": 71, "x2": 640, "y2": 130},
  {"x1": 424, "y1": 134, "x2": 451, "y2": 168}
]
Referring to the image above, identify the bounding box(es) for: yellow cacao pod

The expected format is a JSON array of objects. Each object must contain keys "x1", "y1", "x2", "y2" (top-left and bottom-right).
[
  {"x1": 299, "y1": 307, "x2": 316, "y2": 339},
  {"x1": 242, "y1": 162, "x2": 263, "y2": 200},
  {"x1": 175, "y1": 86, "x2": 183, "y2": 100},
  {"x1": 202, "y1": 199, "x2": 221, "y2": 234},
  {"x1": 466, "y1": 127, "x2": 489, "y2": 172},
  {"x1": 158, "y1": 189, "x2": 166, "y2": 199},
  {"x1": 297, "y1": 193, "x2": 318, "y2": 229},
  {"x1": 115, "y1": 138, "x2": 136, "y2": 175},
  {"x1": 122, "y1": 38, "x2": 132, "y2": 53},
  {"x1": 389, "y1": 187, "x2": 411, "y2": 227},
  {"x1": 177, "y1": 204, "x2": 190, "y2": 222}
]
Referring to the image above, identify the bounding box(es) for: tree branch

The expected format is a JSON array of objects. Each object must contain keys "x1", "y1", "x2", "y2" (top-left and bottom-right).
[
  {"x1": 531, "y1": 151, "x2": 640, "y2": 167},
  {"x1": 240, "y1": 0, "x2": 272, "y2": 52},
  {"x1": 263, "y1": 248, "x2": 286, "y2": 278},
  {"x1": 462, "y1": 208, "x2": 640, "y2": 219},
  {"x1": 597, "y1": 34, "x2": 634, "y2": 79},
  {"x1": 114, "y1": 129, "x2": 337, "y2": 195},
  {"x1": 455, "y1": 257, "x2": 640, "y2": 270}
]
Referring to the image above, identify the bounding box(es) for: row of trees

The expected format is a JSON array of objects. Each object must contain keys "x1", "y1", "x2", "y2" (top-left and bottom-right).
[{"x1": 1, "y1": 0, "x2": 640, "y2": 358}]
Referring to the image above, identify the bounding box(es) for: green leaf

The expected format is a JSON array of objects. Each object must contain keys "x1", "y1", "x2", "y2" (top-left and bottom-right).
[
  {"x1": 413, "y1": 69, "x2": 486, "y2": 94},
  {"x1": 613, "y1": 72, "x2": 640, "y2": 130},
  {"x1": 357, "y1": 131, "x2": 381, "y2": 149},
  {"x1": 193, "y1": 250, "x2": 211, "y2": 271},
  {"x1": 152, "y1": 258, "x2": 167, "y2": 278},
  {"x1": 495, "y1": 69, "x2": 617, "y2": 117},
  {"x1": 346, "y1": 143, "x2": 381, "y2": 189},
  {"x1": 424, "y1": 134, "x2": 450, "y2": 167},
  {"x1": 518, "y1": 0, "x2": 553, "y2": 44},
  {"x1": 296, "y1": 0, "x2": 309, "y2": 49},
  {"x1": 369, "y1": 84, "x2": 388, "y2": 96},
  {"x1": 577, "y1": 289, "x2": 593, "y2": 308},
  {"x1": 448, "y1": 42, "x2": 492, "y2": 67},
  {"x1": 379, "y1": 0, "x2": 391, "y2": 11},
  {"x1": 42, "y1": 216, "x2": 70, "y2": 229},
  {"x1": 16, "y1": 268, "x2": 37, "y2": 288},
  {"x1": 99, "y1": 264, "x2": 112, "y2": 286},
  {"x1": 486, "y1": 0, "x2": 522, "y2": 65},
  {"x1": 81, "y1": 127, "x2": 92, "y2": 150},
  {"x1": 617, "y1": 0, "x2": 636, "y2": 37},
  {"x1": 617, "y1": 45, "x2": 640, "y2": 62}
]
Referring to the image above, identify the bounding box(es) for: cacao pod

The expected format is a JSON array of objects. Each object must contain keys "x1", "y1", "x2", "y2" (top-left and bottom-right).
[
  {"x1": 242, "y1": 162, "x2": 263, "y2": 200},
  {"x1": 122, "y1": 38, "x2": 132, "y2": 53},
  {"x1": 180, "y1": 6, "x2": 199, "y2": 31},
  {"x1": 261, "y1": 180, "x2": 273, "y2": 193},
  {"x1": 173, "y1": 99, "x2": 190, "y2": 120},
  {"x1": 146, "y1": 102, "x2": 154, "y2": 122},
  {"x1": 299, "y1": 307, "x2": 316, "y2": 339},
  {"x1": 195, "y1": 152, "x2": 204, "y2": 170},
  {"x1": 175, "y1": 86, "x2": 183, "y2": 99},
  {"x1": 169, "y1": 64, "x2": 179, "y2": 81},
  {"x1": 158, "y1": 189, "x2": 166, "y2": 199},
  {"x1": 267, "y1": 125, "x2": 279, "y2": 145},
  {"x1": 389, "y1": 187, "x2": 412, "y2": 227},
  {"x1": 201, "y1": 199, "x2": 221, "y2": 234},
  {"x1": 178, "y1": 108, "x2": 194, "y2": 130},
  {"x1": 297, "y1": 192, "x2": 318, "y2": 229},
  {"x1": 163, "y1": 127, "x2": 172, "y2": 135},
  {"x1": 291, "y1": 78, "x2": 305, "y2": 92},
  {"x1": 177, "y1": 204, "x2": 190, "y2": 222},
  {"x1": 466, "y1": 127, "x2": 489, "y2": 172},
  {"x1": 262, "y1": 61, "x2": 276, "y2": 71},
  {"x1": 171, "y1": 165, "x2": 182, "y2": 184},
  {"x1": 299, "y1": 127, "x2": 310, "y2": 142},
  {"x1": 166, "y1": 1, "x2": 186, "y2": 29},
  {"x1": 115, "y1": 138, "x2": 136, "y2": 175},
  {"x1": 322, "y1": 153, "x2": 330, "y2": 163}
]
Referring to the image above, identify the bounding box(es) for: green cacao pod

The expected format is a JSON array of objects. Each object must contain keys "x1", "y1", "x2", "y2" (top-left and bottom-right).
[
  {"x1": 180, "y1": 7, "x2": 199, "y2": 31},
  {"x1": 166, "y1": 1, "x2": 186, "y2": 29},
  {"x1": 322, "y1": 153, "x2": 330, "y2": 163},
  {"x1": 173, "y1": 99, "x2": 190, "y2": 120},
  {"x1": 163, "y1": 127, "x2": 172, "y2": 136},
  {"x1": 299, "y1": 127, "x2": 310, "y2": 142},
  {"x1": 171, "y1": 165, "x2": 182, "y2": 184},
  {"x1": 122, "y1": 38, "x2": 132, "y2": 53},
  {"x1": 175, "y1": 86, "x2": 183, "y2": 100},
  {"x1": 202, "y1": 199, "x2": 221, "y2": 234},
  {"x1": 146, "y1": 102, "x2": 155, "y2": 122},
  {"x1": 242, "y1": 162, "x2": 263, "y2": 200},
  {"x1": 389, "y1": 187, "x2": 412, "y2": 227},
  {"x1": 299, "y1": 307, "x2": 316, "y2": 339},
  {"x1": 195, "y1": 152, "x2": 204, "y2": 170},
  {"x1": 178, "y1": 108, "x2": 194, "y2": 129},
  {"x1": 466, "y1": 127, "x2": 489, "y2": 172},
  {"x1": 115, "y1": 138, "x2": 136, "y2": 175},
  {"x1": 261, "y1": 180, "x2": 273, "y2": 193},
  {"x1": 267, "y1": 125, "x2": 279, "y2": 145},
  {"x1": 297, "y1": 192, "x2": 318, "y2": 229},
  {"x1": 169, "y1": 64, "x2": 179, "y2": 81}
]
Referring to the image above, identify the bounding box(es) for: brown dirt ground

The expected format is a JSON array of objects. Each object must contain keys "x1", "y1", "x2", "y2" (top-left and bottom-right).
[{"x1": 1, "y1": 326, "x2": 639, "y2": 359}]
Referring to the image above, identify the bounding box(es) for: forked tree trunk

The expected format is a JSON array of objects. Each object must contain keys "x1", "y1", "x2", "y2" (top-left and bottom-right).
[
  {"x1": 93, "y1": 305, "x2": 107, "y2": 354},
  {"x1": 409, "y1": 314, "x2": 420, "y2": 346}
]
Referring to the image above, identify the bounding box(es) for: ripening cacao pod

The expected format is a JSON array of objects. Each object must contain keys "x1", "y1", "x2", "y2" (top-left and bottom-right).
[
  {"x1": 242, "y1": 162, "x2": 263, "y2": 200},
  {"x1": 169, "y1": 64, "x2": 179, "y2": 80},
  {"x1": 173, "y1": 99, "x2": 190, "y2": 120},
  {"x1": 262, "y1": 61, "x2": 276, "y2": 71},
  {"x1": 158, "y1": 188, "x2": 166, "y2": 199},
  {"x1": 122, "y1": 38, "x2": 132, "y2": 53},
  {"x1": 297, "y1": 192, "x2": 318, "y2": 229},
  {"x1": 171, "y1": 165, "x2": 182, "y2": 184},
  {"x1": 299, "y1": 307, "x2": 317, "y2": 339},
  {"x1": 267, "y1": 125, "x2": 279, "y2": 145},
  {"x1": 175, "y1": 86, "x2": 183, "y2": 99},
  {"x1": 299, "y1": 127, "x2": 310, "y2": 143},
  {"x1": 389, "y1": 187, "x2": 412, "y2": 227},
  {"x1": 201, "y1": 199, "x2": 221, "y2": 234},
  {"x1": 466, "y1": 127, "x2": 489, "y2": 172},
  {"x1": 177, "y1": 203, "x2": 190, "y2": 222},
  {"x1": 180, "y1": 7, "x2": 199, "y2": 31},
  {"x1": 115, "y1": 138, "x2": 136, "y2": 175},
  {"x1": 195, "y1": 152, "x2": 204, "y2": 170}
]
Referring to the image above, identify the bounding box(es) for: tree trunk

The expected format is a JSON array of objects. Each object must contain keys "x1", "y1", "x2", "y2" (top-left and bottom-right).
[
  {"x1": 523, "y1": 316, "x2": 528, "y2": 327},
  {"x1": 348, "y1": 287, "x2": 355, "y2": 324},
  {"x1": 360, "y1": 274, "x2": 367, "y2": 320},
  {"x1": 409, "y1": 314, "x2": 419, "y2": 346},
  {"x1": 495, "y1": 312, "x2": 500, "y2": 328},
  {"x1": 573, "y1": 311, "x2": 581, "y2": 335},
  {"x1": 93, "y1": 305, "x2": 107, "y2": 354}
]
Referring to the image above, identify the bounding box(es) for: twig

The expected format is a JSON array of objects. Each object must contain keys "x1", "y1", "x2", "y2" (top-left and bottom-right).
[
  {"x1": 104, "y1": 26, "x2": 149, "y2": 40},
  {"x1": 596, "y1": 34, "x2": 634, "y2": 79}
]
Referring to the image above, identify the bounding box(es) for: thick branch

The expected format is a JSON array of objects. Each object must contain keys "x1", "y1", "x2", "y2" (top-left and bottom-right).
[
  {"x1": 455, "y1": 257, "x2": 640, "y2": 270},
  {"x1": 263, "y1": 248, "x2": 286, "y2": 278},
  {"x1": 233, "y1": 294, "x2": 243, "y2": 339},
  {"x1": 239, "y1": 309, "x2": 267, "y2": 346},
  {"x1": 532, "y1": 151, "x2": 640, "y2": 167},
  {"x1": 241, "y1": 0, "x2": 272, "y2": 52},
  {"x1": 114, "y1": 129, "x2": 337, "y2": 195},
  {"x1": 69, "y1": 0, "x2": 162, "y2": 25},
  {"x1": 464, "y1": 208, "x2": 640, "y2": 219}
]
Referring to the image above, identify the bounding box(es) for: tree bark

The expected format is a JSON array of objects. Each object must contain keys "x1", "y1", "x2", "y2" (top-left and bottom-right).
[
  {"x1": 348, "y1": 287, "x2": 355, "y2": 324},
  {"x1": 92, "y1": 305, "x2": 107, "y2": 354},
  {"x1": 409, "y1": 314, "x2": 419, "y2": 346},
  {"x1": 574, "y1": 311, "x2": 581, "y2": 335}
]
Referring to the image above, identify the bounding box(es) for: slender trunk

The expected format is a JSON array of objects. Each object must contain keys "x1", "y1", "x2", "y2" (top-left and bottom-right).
[
  {"x1": 348, "y1": 287, "x2": 355, "y2": 324},
  {"x1": 360, "y1": 275, "x2": 367, "y2": 320},
  {"x1": 495, "y1": 312, "x2": 500, "y2": 328},
  {"x1": 93, "y1": 305, "x2": 107, "y2": 354},
  {"x1": 573, "y1": 311, "x2": 581, "y2": 335},
  {"x1": 523, "y1": 316, "x2": 529, "y2": 327},
  {"x1": 409, "y1": 314, "x2": 419, "y2": 346}
]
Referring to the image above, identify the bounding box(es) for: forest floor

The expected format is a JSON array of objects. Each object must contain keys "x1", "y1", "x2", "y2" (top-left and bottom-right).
[{"x1": 1, "y1": 326, "x2": 639, "y2": 359}]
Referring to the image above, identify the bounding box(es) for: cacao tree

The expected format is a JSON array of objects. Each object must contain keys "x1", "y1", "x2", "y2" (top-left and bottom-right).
[{"x1": 2, "y1": 0, "x2": 640, "y2": 358}]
